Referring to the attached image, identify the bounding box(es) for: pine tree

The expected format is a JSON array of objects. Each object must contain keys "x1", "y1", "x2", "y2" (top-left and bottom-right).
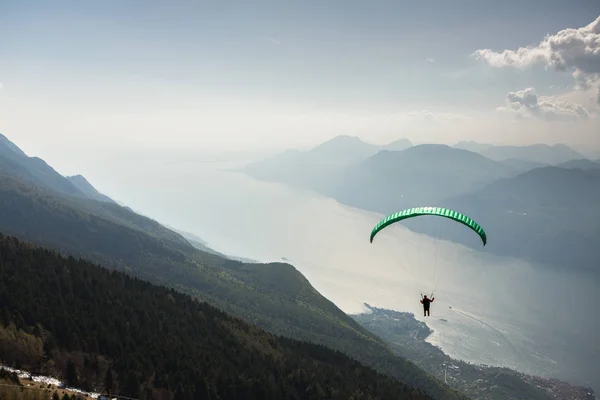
[
  {"x1": 173, "y1": 384, "x2": 185, "y2": 400},
  {"x1": 104, "y1": 368, "x2": 114, "y2": 395},
  {"x1": 66, "y1": 359, "x2": 78, "y2": 387}
]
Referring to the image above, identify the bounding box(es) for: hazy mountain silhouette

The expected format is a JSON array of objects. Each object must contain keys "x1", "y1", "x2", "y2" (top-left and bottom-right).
[
  {"x1": 0, "y1": 133, "x2": 120, "y2": 205},
  {"x1": 331, "y1": 144, "x2": 516, "y2": 215},
  {"x1": 244, "y1": 135, "x2": 413, "y2": 194},
  {"x1": 557, "y1": 159, "x2": 600, "y2": 170},
  {"x1": 500, "y1": 158, "x2": 548, "y2": 173},
  {"x1": 454, "y1": 141, "x2": 585, "y2": 164},
  {"x1": 383, "y1": 138, "x2": 413, "y2": 151},
  {"x1": 244, "y1": 136, "x2": 599, "y2": 272},
  {"x1": 67, "y1": 174, "x2": 117, "y2": 204},
  {"x1": 407, "y1": 166, "x2": 600, "y2": 272},
  {"x1": 453, "y1": 141, "x2": 495, "y2": 153},
  {"x1": 0, "y1": 133, "x2": 87, "y2": 199},
  {"x1": 246, "y1": 138, "x2": 580, "y2": 202},
  {"x1": 473, "y1": 143, "x2": 583, "y2": 165}
]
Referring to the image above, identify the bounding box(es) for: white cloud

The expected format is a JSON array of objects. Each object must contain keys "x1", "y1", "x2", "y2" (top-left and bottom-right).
[
  {"x1": 426, "y1": 57, "x2": 435, "y2": 63},
  {"x1": 472, "y1": 15, "x2": 600, "y2": 103},
  {"x1": 498, "y1": 87, "x2": 592, "y2": 121}
]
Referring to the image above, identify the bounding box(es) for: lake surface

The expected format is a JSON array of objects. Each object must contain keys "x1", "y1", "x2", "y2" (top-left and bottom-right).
[{"x1": 84, "y1": 154, "x2": 600, "y2": 394}]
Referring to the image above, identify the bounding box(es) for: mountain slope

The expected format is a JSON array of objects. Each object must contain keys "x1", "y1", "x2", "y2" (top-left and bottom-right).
[
  {"x1": 384, "y1": 138, "x2": 413, "y2": 151},
  {"x1": 0, "y1": 133, "x2": 87, "y2": 199},
  {"x1": 454, "y1": 141, "x2": 585, "y2": 164},
  {"x1": 0, "y1": 233, "x2": 434, "y2": 400},
  {"x1": 453, "y1": 141, "x2": 494, "y2": 153},
  {"x1": 0, "y1": 133, "x2": 27, "y2": 156},
  {"x1": 243, "y1": 135, "x2": 380, "y2": 194},
  {"x1": 409, "y1": 166, "x2": 600, "y2": 272},
  {"x1": 480, "y1": 143, "x2": 584, "y2": 165},
  {"x1": 299, "y1": 135, "x2": 382, "y2": 164},
  {"x1": 557, "y1": 159, "x2": 600, "y2": 170},
  {"x1": 244, "y1": 135, "x2": 413, "y2": 194},
  {"x1": 67, "y1": 174, "x2": 116, "y2": 204},
  {"x1": 330, "y1": 144, "x2": 516, "y2": 215},
  {"x1": 500, "y1": 158, "x2": 548, "y2": 174},
  {"x1": 165, "y1": 224, "x2": 259, "y2": 263},
  {"x1": 0, "y1": 174, "x2": 463, "y2": 397}
]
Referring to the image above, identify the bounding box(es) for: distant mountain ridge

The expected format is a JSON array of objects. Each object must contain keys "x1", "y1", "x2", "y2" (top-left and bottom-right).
[
  {"x1": 408, "y1": 166, "x2": 600, "y2": 272},
  {"x1": 246, "y1": 137, "x2": 586, "y2": 199},
  {"x1": 500, "y1": 158, "x2": 548, "y2": 173},
  {"x1": 244, "y1": 135, "x2": 413, "y2": 194},
  {"x1": 453, "y1": 141, "x2": 585, "y2": 165},
  {"x1": 331, "y1": 144, "x2": 517, "y2": 215},
  {"x1": 243, "y1": 136, "x2": 600, "y2": 273},
  {"x1": 333, "y1": 150, "x2": 600, "y2": 272},
  {"x1": 557, "y1": 159, "x2": 600, "y2": 170},
  {"x1": 453, "y1": 141, "x2": 494, "y2": 153}
]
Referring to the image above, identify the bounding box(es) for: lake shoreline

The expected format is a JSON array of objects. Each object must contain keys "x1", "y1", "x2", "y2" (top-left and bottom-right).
[{"x1": 350, "y1": 304, "x2": 596, "y2": 400}]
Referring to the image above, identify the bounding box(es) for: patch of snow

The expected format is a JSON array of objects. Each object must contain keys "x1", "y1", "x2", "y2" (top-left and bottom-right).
[{"x1": 1, "y1": 364, "x2": 101, "y2": 398}]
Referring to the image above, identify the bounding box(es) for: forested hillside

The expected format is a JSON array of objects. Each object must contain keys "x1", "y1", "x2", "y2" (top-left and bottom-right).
[{"x1": 0, "y1": 234, "x2": 434, "y2": 400}]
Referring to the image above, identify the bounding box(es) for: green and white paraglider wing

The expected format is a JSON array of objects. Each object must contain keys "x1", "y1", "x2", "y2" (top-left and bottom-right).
[{"x1": 369, "y1": 206, "x2": 487, "y2": 246}]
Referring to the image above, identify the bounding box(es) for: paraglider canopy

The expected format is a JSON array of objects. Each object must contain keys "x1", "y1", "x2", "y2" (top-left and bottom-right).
[{"x1": 369, "y1": 206, "x2": 487, "y2": 246}]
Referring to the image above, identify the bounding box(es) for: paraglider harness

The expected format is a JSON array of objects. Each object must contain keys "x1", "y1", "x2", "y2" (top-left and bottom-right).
[{"x1": 420, "y1": 293, "x2": 434, "y2": 311}]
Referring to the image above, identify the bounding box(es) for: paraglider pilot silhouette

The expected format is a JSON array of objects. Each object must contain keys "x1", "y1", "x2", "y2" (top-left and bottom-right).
[{"x1": 420, "y1": 294, "x2": 434, "y2": 317}]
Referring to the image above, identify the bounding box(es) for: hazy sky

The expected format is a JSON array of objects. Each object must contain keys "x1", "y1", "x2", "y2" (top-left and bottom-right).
[{"x1": 1, "y1": 0, "x2": 600, "y2": 164}]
